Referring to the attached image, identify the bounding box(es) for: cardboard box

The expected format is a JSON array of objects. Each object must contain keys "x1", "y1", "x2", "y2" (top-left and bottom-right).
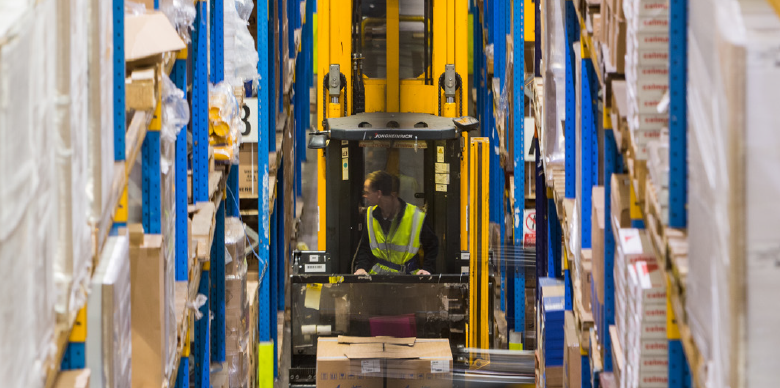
[
  {"x1": 124, "y1": 12, "x2": 185, "y2": 62},
  {"x1": 125, "y1": 67, "x2": 157, "y2": 111},
  {"x1": 609, "y1": 326, "x2": 623, "y2": 387},
  {"x1": 564, "y1": 312, "x2": 581, "y2": 388},
  {"x1": 591, "y1": 186, "x2": 606, "y2": 304},
  {"x1": 581, "y1": 251, "x2": 593, "y2": 313},
  {"x1": 239, "y1": 143, "x2": 259, "y2": 198},
  {"x1": 610, "y1": 174, "x2": 631, "y2": 229},
  {"x1": 129, "y1": 228, "x2": 166, "y2": 388},
  {"x1": 316, "y1": 337, "x2": 453, "y2": 388},
  {"x1": 609, "y1": 15, "x2": 626, "y2": 73},
  {"x1": 54, "y1": 369, "x2": 91, "y2": 388},
  {"x1": 546, "y1": 366, "x2": 565, "y2": 388}
]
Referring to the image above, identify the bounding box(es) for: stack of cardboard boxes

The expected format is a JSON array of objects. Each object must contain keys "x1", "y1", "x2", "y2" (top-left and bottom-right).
[
  {"x1": 316, "y1": 337, "x2": 453, "y2": 388},
  {"x1": 563, "y1": 312, "x2": 583, "y2": 388},
  {"x1": 623, "y1": 0, "x2": 668, "y2": 174},
  {"x1": 614, "y1": 229, "x2": 668, "y2": 388},
  {"x1": 623, "y1": 261, "x2": 668, "y2": 388}
]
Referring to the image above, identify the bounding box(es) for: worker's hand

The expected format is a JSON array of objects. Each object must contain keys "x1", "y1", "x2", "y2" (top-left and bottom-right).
[
  {"x1": 354, "y1": 268, "x2": 368, "y2": 275},
  {"x1": 416, "y1": 270, "x2": 431, "y2": 275}
]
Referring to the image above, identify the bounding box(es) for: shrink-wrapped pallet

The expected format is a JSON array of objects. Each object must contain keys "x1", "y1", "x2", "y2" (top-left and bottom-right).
[
  {"x1": 0, "y1": 1, "x2": 62, "y2": 386},
  {"x1": 687, "y1": 0, "x2": 780, "y2": 387},
  {"x1": 86, "y1": 0, "x2": 115, "y2": 223},
  {"x1": 86, "y1": 236, "x2": 132, "y2": 388},
  {"x1": 54, "y1": 0, "x2": 93, "y2": 321}
]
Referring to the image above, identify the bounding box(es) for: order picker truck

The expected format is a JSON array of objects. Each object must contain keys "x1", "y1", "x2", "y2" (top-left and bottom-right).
[{"x1": 286, "y1": 0, "x2": 535, "y2": 386}]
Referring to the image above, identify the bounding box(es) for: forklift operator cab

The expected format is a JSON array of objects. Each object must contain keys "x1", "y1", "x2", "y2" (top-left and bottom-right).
[{"x1": 307, "y1": 113, "x2": 479, "y2": 275}]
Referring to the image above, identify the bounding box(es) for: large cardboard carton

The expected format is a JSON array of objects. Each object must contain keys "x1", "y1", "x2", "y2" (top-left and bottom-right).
[
  {"x1": 124, "y1": 12, "x2": 185, "y2": 62},
  {"x1": 129, "y1": 227, "x2": 166, "y2": 388},
  {"x1": 316, "y1": 337, "x2": 452, "y2": 388},
  {"x1": 591, "y1": 186, "x2": 606, "y2": 305},
  {"x1": 564, "y1": 312, "x2": 581, "y2": 388},
  {"x1": 239, "y1": 143, "x2": 259, "y2": 198},
  {"x1": 610, "y1": 174, "x2": 631, "y2": 229},
  {"x1": 54, "y1": 369, "x2": 91, "y2": 388}
]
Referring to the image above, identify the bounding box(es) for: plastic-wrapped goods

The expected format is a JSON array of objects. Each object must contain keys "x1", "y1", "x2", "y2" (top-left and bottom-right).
[
  {"x1": 539, "y1": 0, "x2": 566, "y2": 172},
  {"x1": 224, "y1": 0, "x2": 259, "y2": 87},
  {"x1": 225, "y1": 217, "x2": 247, "y2": 276},
  {"x1": 159, "y1": 0, "x2": 197, "y2": 43},
  {"x1": 226, "y1": 255, "x2": 249, "y2": 387},
  {"x1": 209, "y1": 81, "x2": 243, "y2": 164},
  {"x1": 161, "y1": 73, "x2": 189, "y2": 377},
  {"x1": 87, "y1": 236, "x2": 132, "y2": 388},
  {"x1": 53, "y1": 0, "x2": 94, "y2": 323},
  {"x1": 0, "y1": 2, "x2": 59, "y2": 386},
  {"x1": 687, "y1": 1, "x2": 780, "y2": 387},
  {"x1": 87, "y1": 0, "x2": 115, "y2": 224},
  {"x1": 225, "y1": 217, "x2": 249, "y2": 388}
]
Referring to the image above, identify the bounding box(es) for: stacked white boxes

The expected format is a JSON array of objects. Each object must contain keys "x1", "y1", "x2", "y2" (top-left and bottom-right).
[
  {"x1": 613, "y1": 229, "x2": 667, "y2": 388},
  {"x1": 623, "y1": 262, "x2": 668, "y2": 388},
  {"x1": 622, "y1": 0, "x2": 668, "y2": 160}
]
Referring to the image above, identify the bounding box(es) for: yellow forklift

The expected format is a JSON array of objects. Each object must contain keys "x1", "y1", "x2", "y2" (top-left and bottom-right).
[{"x1": 288, "y1": 0, "x2": 534, "y2": 385}]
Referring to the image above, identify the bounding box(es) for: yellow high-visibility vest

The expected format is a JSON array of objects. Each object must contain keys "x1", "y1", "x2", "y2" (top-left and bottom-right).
[{"x1": 367, "y1": 203, "x2": 425, "y2": 274}]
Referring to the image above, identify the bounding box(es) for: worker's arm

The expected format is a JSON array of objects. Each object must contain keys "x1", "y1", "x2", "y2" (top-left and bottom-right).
[
  {"x1": 419, "y1": 222, "x2": 439, "y2": 274},
  {"x1": 353, "y1": 224, "x2": 374, "y2": 274}
]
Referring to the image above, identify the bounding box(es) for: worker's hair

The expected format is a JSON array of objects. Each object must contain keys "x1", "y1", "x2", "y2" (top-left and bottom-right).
[{"x1": 366, "y1": 170, "x2": 394, "y2": 197}]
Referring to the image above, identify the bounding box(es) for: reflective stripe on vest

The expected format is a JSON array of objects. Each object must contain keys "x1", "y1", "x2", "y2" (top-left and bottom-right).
[{"x1": 366, "y1": 203, "x2": 425, "y2": 274}]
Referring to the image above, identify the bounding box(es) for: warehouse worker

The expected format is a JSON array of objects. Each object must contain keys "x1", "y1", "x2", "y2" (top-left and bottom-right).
[{"x1": 354, "y1": 170, "x2": 438, "y2": 275}]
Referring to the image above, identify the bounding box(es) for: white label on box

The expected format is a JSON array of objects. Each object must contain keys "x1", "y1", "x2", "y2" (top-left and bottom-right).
[
  {"x1": 638, "y1": 16, "x2": 669, "y2": 32},
  {"x1": 437, "y1": 146, "x2": 445, "y2": 163},
  {"x1": 637, "y1": 33, "x2": 670, "y2": 48},
  {"x1": 636, "y1": 0, "x2": 669, "y2": 15},
  {"x1": 461, "y1": 266, "x2": 470, "y2": 274},
  {"x1": 640, "y1": 339, "x2": 668, "y2": 355},
  {"x1": 431, "y1": 360, "x2": 450, "y2": 373},
  {"x1": 342, "y1": 157, "x2": 349, "y2": 180},
  {"x1": 309, "y1": 255, "x2": 320, "y2": 262},
  {"x1": 241, "y1": 98, "x2": 259, "y2": 143},
  {"x1": 435, "y1": 163, "x2": 450, "y2": 173},
  {"x1": 305, "y1": 264, "x2": 326, "y2": 273},
  {"x1": 639, "y1": 355, "x2": 669, "y2": 371},
  {"x1": 361, "y1": 360, "x2": 381, "y2": 374},
  {"x1": 435, "y1": 173, "x2": 450, "y2": 185},
  {"x1": 342, "y1": 148, "x2": 349, "y2": 158},
  {"x1": 436, "y1": 184, "x2": 448, "y2": 192},
  {"x1": 619, "y1": 229, "x2": 643, "y2": 254}
]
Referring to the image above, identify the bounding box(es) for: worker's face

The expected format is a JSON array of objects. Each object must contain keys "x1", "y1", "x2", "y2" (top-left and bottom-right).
[{"x1": 363, "y1": 180, "x2": 381, "y2": 207}]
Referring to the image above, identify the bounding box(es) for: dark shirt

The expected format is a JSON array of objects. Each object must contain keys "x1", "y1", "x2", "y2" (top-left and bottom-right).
[{"x1": 354, "y1": 199, "x2": 439, "y2": 274}]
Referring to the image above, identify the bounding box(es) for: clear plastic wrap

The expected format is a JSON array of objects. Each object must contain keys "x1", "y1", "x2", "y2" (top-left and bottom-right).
[
  {"x1": 209, "y1": 81, "x2": 242, "y2": 164},
  {"x1": 124, "y1": 0, "x2": 147, "y2": 15},
  {"x1": 160, "y1": 0, "x2": 197, "y2": 43},
  {"x1": 87, "y1": 0, "x2": 115, "y2": 224},
  {"x1": 86, "y1": 235, "x2": 132, "y2": 388},
  {"x1": 0, "y1": 2, "x2": 59, "y2": 386},
  {"x1": 539, "y1": 0, "x2": 566, "y2": 173},
  {"x1": 225, "y1": 216, "x2": 249, "y2": 387},
  {"x1": 223, "y1": 0, "x2": 259, "y2": 87},
  {"x1": 687, "y1": 1, "x2": 780, "y2": 387},
  {"x1": 160, "y1": 74, "x2": 188, "y2": 377}
]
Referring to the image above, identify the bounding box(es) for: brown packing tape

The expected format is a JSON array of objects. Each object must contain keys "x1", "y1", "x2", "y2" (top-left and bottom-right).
[{"x1": 337, "y1": 336, "x2": 416, "y2": 346}]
